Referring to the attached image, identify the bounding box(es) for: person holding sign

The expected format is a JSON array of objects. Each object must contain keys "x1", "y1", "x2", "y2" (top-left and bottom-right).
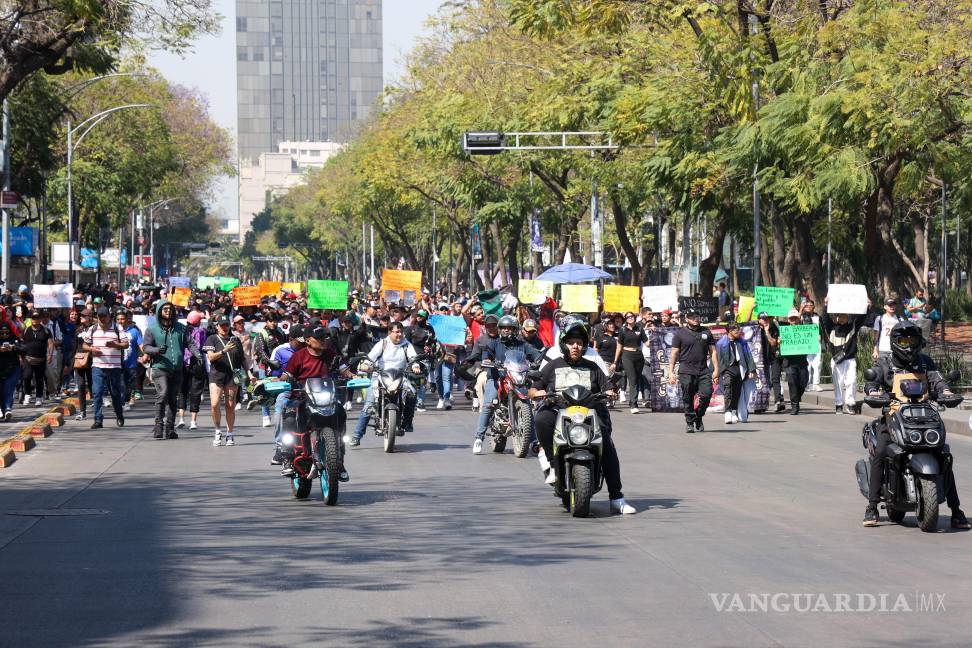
[
  {"x1": 822, "y1": 296, "x2": 870, "y2": 415},
  {"x1": 667, "y1": 309, "x2": 719, "y2": 433},
  {"x1": 780, "y1": 309, "x2": 811, "y2": 415}
]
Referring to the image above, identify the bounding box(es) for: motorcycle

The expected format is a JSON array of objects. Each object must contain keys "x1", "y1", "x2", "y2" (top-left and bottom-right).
[
  {"x1": 279, "y1": 372, "x2": 371, "y2": 504},
  {"x1": 543, "y1": 384, "x2": 607, "y2": 518},
  {"x1": 358, "y1": 354, "x2": 429, "y2": 453},
  {"x1": 855, "y1": 368, "x2": 963, "y2": 531},
  {"x1": 481, "y1": 350, "x2": 535, "y2": 457}
]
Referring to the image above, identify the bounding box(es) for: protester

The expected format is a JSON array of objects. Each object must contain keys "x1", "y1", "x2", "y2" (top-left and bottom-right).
[
  {"x1": 82, "y1": 306, "x2": 129, "y2": 429},
  {"x1": 716, "y1": 322, "x2": 756, "y2": 424},
  {"x1": 203, "y1": 315, "x2": 245, "y2": 446},
  {"x1": 21, "y1": 311, "x2": 52, "y2": 406}
]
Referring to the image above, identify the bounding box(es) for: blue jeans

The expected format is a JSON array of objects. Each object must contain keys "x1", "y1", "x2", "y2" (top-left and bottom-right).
[
  {"x1": 92, "y1": 367, "x2": 125, "y2": 423},
  {"x1": 437, "y1": 360, "x2": 453, "y2": 402},
  {"x1": 353, "y1": 379, "x2": 378, "y2": 440},
  {"x1": 477, "y1": 379, "x2": 498, "y2": 440},
  {"x1": 1, "y1": 366, "x2": 20, "y2": 413},
  {"x1": 272, "y1": 391, "x2": 291, "y2": 444}
]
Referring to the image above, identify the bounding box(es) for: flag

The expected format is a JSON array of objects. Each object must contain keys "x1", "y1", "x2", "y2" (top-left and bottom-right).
[
  {"x1": 530, "y1": 210, "x2": 544, "y2": 252},
  {"x1": 471, "y1": 224, "x2": 482, "y2": 260},
  {"x1": 477, "y1": 289, "x2": 504, "y2": 316}
]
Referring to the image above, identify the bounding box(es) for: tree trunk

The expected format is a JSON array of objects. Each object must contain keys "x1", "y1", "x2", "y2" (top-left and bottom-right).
[
  {"x1": 792, "y1": 212, "x2": 827, "y2": 306},
  {"x1": 863, "y1": 158, "x2": 904, "y2": 297},
  {"x1": 698, "y1": 215, "x2": 728, "y2": 297},
  {"x1": 489, "y1": 220, "x2": 508, "y2": 287},
  {"x1": 608, "y1": 191, "x2": 643, "y2": 286},
  {"x1": 771, "y1": 201, "x2": 787, "y2": 286}
]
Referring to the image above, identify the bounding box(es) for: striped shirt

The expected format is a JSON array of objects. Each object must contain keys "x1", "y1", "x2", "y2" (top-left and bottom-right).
[{"x1": 83, "y1": 324, "x2": 130, "y2": 369}]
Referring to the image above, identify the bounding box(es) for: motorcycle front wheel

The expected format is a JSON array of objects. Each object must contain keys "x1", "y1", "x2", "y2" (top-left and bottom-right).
[
  {"x1": 570, "y1": 463, "x2": 594, "y2": 518},
  {"x1": 291, "y1": 476, "x2": 312, "y2": 499},
  {"x1": 917, "y1": 475, "x2": 940, "y2": 532},
  {"x1": 318, "y1": 427, "x2": 341, "y2": 505},
  {"x1": 383, "y1": 408, "x2": 398, "y2": 453},
  {"x1": 512, "y1": 400, "x2": 533, "y2": 458}
]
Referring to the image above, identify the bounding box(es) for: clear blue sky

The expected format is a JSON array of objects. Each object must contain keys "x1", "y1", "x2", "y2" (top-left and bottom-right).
[{"x1": 147, "y1": 0, "x2": 445, "y2": 222}]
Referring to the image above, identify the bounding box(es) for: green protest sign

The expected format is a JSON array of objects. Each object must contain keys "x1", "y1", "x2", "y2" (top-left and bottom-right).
[
  {"x1": 307, "y1": 280, "x2": 348, "y2": 309},
  {"x1": 755, "y1": 286, "x2": 795, "y2": 317},
  {"x1": 779, "y1": 324, "x2": 820, "y2": 356},
  {"x1": 219, "y1": 277, "x2": 240, "y2": 291},
  {"x1": 197, "y1": 276, "x2": 216, "y2": 290}
]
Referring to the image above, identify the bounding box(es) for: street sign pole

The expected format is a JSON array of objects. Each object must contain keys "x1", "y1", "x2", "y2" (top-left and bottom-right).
[{"x1": 1, "y1": 100, "x2": 11, "y2": 288}]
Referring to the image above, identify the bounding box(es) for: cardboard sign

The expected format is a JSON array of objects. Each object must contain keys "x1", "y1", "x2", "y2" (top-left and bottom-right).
[
  {"x1": 603, "y1": 285, "x2": 641, "y2": 313},
  {"x1": 383, "y1": 289, "x2": 401, "y2": 304},
  {"x1": 259, "y1": 281, "x2": 282, "y2": 297},
  {"x1": 170, "y1": 287, "x2": 191, "y2": 308},
  {"x1": 197, "y1": 276, "x2": 216, "y2": 290},
  {"x1": 381, "y1": 269, "x2": 422, "y2": 292},
  {"x1": 678, "y1": 296, "x2": 719, "y2": 323},
  {"x1": 307, "y1": 280, "x2": 348, "y2": 310},
  {"x1": 736, "y1": 295, "x2": 756, "y2": 323},
  {"x1": 281, "y1": 282, "x2": 303, "y2": 295},
  {"x1": 168, "y1": 276, "x2": 191, "y2": 289},
  {"x1": 133, "y1": 315, "x2": 156, "y2": 333},
  {"x1": 560, "y1": 284, "x2": 599, "y2": 313},
  {"x1": 518, "y1": 279, "x2": 554, "y2": 305},
  {"x1": 232, "y1": 285, "x2": 261, "y2": 307},
  {"x1": 428, "y1": 314, "x2": 467, "y2": 346},
  {"x1": 827, "y1": 284, "x2": 868, "y2": 314},
  {"x1": 642, "y1": 285, "x2": 678, "y2": 312},
  {"x1": 755, "y1": 286, "x2": 795, "y2": 317},
  {"x1": 779, "y1": 323, "x2": 820, "y2": 355},
  {"x1": 33, "y1": 284, "x2": 74, "y2": 308},
  {"x1": 219, "y1": 277, "x2": 240, "y2": 292},
  {"x1": 403, "y1": 290, "x2": 417, "y2": 307}
]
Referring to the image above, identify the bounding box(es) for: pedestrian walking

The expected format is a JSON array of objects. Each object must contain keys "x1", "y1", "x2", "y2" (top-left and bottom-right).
[
  {"x1": 667, "y1": 309, "x2": 719, "y2": 433},
  {"x1": 203, "y1": 315, "x2": 245, "y2": 446},
  {"x1": 82, "y1": 306, "x2": 129, "y2": 429}
]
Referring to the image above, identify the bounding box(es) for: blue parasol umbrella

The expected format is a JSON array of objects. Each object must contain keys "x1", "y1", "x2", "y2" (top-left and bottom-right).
[{"x1": 536, "y1": 262, "x2": 614, "y2": 284}]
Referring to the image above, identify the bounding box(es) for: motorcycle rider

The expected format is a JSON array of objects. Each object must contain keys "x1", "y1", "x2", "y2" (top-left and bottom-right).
[
  {"x1": 463, "y1": 314, "x2": 542, "y2": 455},
  {"x1": 349, "y1": 321, "x2": 421, "y2": 446},
  {"x1": 862, "y1": 320, "x2": 970, "y2": 529},
  {"x1": 529, "y1": 318, "x2": 635, "y2": 515},
  {"x1": 405, "y1": 308, "x2": 437, "y2": 412}
]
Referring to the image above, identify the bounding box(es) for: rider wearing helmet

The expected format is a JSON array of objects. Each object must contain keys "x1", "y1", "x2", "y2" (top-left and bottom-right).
[
  {"x1": 463, "y1": 313, "x2": 541, "y2": 455},
  {"x1": 528, "y1": 318, "x2": 635, "y2": 515},
  {"x1": 862, "y1": 320, "x2": 970, "y2": 528}
]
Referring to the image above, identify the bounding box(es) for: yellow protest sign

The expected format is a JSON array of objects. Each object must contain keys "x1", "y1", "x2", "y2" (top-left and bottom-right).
[
  {"x1": 737, "y1": 295, "x2": 756, "y2": 322},
  {"x1": 259, "y1": 281, "x2": 282, "y2": 297},
  {"x1": 518, "y1": 279, "x2": 554, "y2": 305},
  {"x1": 602, "y1": 285, "x2": 641, "y2": 313},
  {"x1": 232, "y1": 285, "x2": 261, "y2": 307},
  {"x1": 281, "y1": 282, "x2": 303, "y2": 294},
  {"x1": 381, "y1": 269, "x2": 422, "y2": 292},
  {"x1": 170, "y1": 287, "x2": 191, "y2": 308},
  {"x1": 560, "y1": 284, "x2": 599, "y2": 313}
]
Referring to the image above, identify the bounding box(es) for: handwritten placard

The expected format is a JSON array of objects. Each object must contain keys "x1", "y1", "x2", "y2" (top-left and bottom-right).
[
  {"x1": 779, "y1": 323, "x2": 820, "y2": 356},
  {"x1": 307, "y1": 280, "x2": 348, "y2": 310},
  {"x1": 259, "y1": 281, "x2": 282, "y2": 297},
  {"x1": 281, "y1": 282, "x2": 303, "y2": 294},
  {"x1": 232, "y1": 285, "x2": 261, "y2": 307},
  {"x1": 381, "y1": 269, "x2": 422, "y2": 292},
  {"x1": 736, "y1": 295, "x2": 756, "y2": 322},
  {"x1": 642, "y1": 285, "x2": 678, "y2": 312},
  {"x1": 602, "y1": 285, "x2": 641, "y2": 313},
  {"x1": 827, "y1": 284, "x2": 868, "y2": 314},
  {"x1": 33, "y1": 284, "x2": 74, "y2": 308},
  {"x1": 170, "y1": 287, "x2": 191, "y2": 308},
  {"x1": 560, "y1": 284, "x2": 599, "y2": 313},
  {"x1": 518, "y1": 279, "x2": 554, "y2": 305},
  {"x1": 755, "y1": 286, "x2": 795, "y2": 317},
  {"x1": 428, "y1": 315, "x2": 467, "y2": 346}
]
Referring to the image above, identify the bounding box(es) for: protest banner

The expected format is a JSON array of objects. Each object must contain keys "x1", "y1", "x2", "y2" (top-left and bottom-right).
[
  {"x1": 827, "y1": 284, "x2": 868, "y2": 314},
  {"x1": 603, "y1": 285, "x2": 641, "y2": 313},
  {"x1": 307, "y1": 280, "x2": 348, "y2": 310},
  {"x1": 168, "y1": 276, "x2": 191, "y2": 289},
  {"x1": 678, "y1": 296, "x2": 719, "y2": 322},
  {"x1": 232, "y1": 285, "x2": 261, "y2": 307},
  {"x1": 170, "y1": 287, "x2": 191, "y2": 308},
  {"x1": 381, "y1": 269, "x2": 422, "y2": 292},
  {"x1": 33, "y1": 284, "x2": 74, "y2": 308},
  {"x1": 196, "y1": 276, "x2": 216, "y2": 290},
  {"x1": 428, "y1": 315, "x2": 467, "y2": 346},
  {"x1": 561, "y1": 284, "x2": 599, "y2": 312},
  {"x1": 219, "y1": 277, "x2": 240, "y2": 291},
  {"x1": 736, "y1": 295, "x2": 756, "y2": 322},
  {"x1": 281, "y1": 282, "x2": 303, "y2": 294},
  {"x1": 779, "y1": 324, "x2": 821, "y2": 355},
  {"x1": 754, "y1": 286, "x2": 795, "y2": 317},
  {"x1": 642, "y1": 285, "x2": 679, "y2": 312},
  {"x1": 259, "y1": 281, "x2": 282, "y2": 297},
  {"x1": 518, "y1": 279, "x2": 554, "y2": 305}
]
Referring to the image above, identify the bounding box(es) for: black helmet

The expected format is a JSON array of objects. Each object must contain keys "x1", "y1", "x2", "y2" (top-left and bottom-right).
[
  {"x1": 558, "y1": 315, "x2": 591, "y2": 360},
  {"x1": 889, "y1": 320, "x2": 924, "y2": 366},
  {"x1": 498, "y1": 315, "x2": 519, "y2": 344}
]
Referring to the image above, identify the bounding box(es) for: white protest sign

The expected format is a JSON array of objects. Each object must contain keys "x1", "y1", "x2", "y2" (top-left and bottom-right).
[
  {"x1": 33, "y1": 283, "x2": 74, "y2": 308},
  {"x1": 827, "y1": 284, "x2": 868, "y2": 314},
  {"x1": 642, "y1": 285, "x2": 679, "y2": 312}
]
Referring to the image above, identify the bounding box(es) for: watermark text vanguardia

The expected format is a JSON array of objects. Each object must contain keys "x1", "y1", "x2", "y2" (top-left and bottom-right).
[{"x1": 709, "y1": 592, "x2": 946, "y2": 613}]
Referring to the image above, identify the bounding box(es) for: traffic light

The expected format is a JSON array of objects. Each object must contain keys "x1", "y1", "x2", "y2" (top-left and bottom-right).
[{"x1": 463, "y1": 132, "x2": 505, "y2": 155}]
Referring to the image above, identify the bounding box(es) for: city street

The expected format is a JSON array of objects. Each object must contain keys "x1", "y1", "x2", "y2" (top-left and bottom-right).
[{"x1": 2, "y1": 394, "x2": 971, "y2": 647}]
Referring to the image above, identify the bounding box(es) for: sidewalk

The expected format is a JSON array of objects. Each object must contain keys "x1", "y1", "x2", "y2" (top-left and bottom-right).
[{"x1": 801, "y1": 386, "x2": 972, "y2": 440}]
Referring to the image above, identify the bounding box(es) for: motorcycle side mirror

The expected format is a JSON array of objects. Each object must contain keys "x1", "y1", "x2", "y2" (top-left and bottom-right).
[
  {"x1": 948, "y1": 369, "x2": 961, "y2": 382},
  {"x1": 526, "y1": 370, "x2": 542, "y2": 381},
  {"x1": 863, "y1": 368, "x2": 878, "y2": 382}
]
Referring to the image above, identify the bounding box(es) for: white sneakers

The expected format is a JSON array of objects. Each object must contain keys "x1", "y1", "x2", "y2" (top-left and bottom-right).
[
  {"x1": 731, "y1": 411, "x2": 739, "y2": 424},
  {"x1": 472, "y1": 397, "x2": 480, "y2": 411},
  {"x1": 610, "y1": 498, "x2": 637, "y2": 515},
  {"x1": 225, "y1": 435, "x2": 236, "y2": 446},
  {"x1": 262, "y1": 414, "x2": 272, "y2": 428},
  {"x1": 213, "y1": 428, "x2": 221, "y2": 447},
  {"x1": 472, "y1": 439, "x2": 483, "y2": 454},
  {"x1": 234, "y1": 402, "x2": 242, "y2": 410},
  {"x1": 724, "y1": 410, "x2": 740, "y2": 424},
  {"x1": 189, "y1": 420, "x2": 198, "y2": 430},
  {"x1": 436, "y1": 399, "x2": 445, "y2": 410},
  {"x1": 176, "y1": 418, "x2": 186, "y2": 429},
  {"x1": 630, "y1": 407, "x2": 639, "y2": 414},
  {"x1": 618, "y1": 391, "x2": 627, "y2": 403}
]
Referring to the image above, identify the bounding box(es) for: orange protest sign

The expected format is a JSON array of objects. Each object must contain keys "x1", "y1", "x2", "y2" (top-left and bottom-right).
[
  {"x1": 281, "y1": 282, "x2": 303, "y2": 294},
  {"x1": 170, "y1": 287, "x2": 191, "y2": 308},
  {"x1": 232, "y1": 285, "x2": 261, "y2": 307},
  {"x1": 259, "y1": 281, "x2": 282, "y2": 297},
  {"x1": 381, "y1": 269, "x2": 422, "y2": 292}
]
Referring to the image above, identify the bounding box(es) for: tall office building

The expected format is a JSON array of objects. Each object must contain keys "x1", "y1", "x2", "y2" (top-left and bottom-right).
[{"x1": 235, "y1": 0, "x2": 383, "y2": 164}]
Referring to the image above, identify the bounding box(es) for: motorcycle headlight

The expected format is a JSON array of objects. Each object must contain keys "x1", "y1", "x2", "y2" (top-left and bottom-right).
[
  {"x1": 411, "y1": 363, "x2": 423, "y2": 374},
  {"x1": 381, "y1": 375, "x2": 401, "y2": 392},
  {"x1": 571, "y1": 412, "x2": 587, "y2": 425},
  {"x1": 568, "y1": 424, "x2": 590, "y2": 445},
  {"x1": 925, "y1": 429, "x2": 942, "y2": 445},
  {"x1": 908, "y1": 430, "x2": 923, "y2": 444},
  {"x1": 281, "y1": 432, "x2": 295, "y2": 446}
]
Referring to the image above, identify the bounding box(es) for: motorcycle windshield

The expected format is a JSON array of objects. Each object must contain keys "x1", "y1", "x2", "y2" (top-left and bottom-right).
[
  {"x1": 504, "y1": 350, "x2": 529, "y2": 384},
  {"x1": 304, "y1": 377, "x2": 335, "y2": 408}
]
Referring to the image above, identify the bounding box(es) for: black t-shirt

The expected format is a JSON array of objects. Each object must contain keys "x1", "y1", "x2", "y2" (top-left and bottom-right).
[
  {"x1": 202, "y1": 333, "x2": 246, "y2": 380},
  {"x1": 760, "y1": 321, "x2": 780, "y2": 361},
  {"x1": 533, "y1": 356, "x2": 610, "y2": 395},
  {"x1": 594, "y1": 331, "x2": 618, "y2": 363},
  {"x1": 617, "y1": 326, "x2": 646, "y2": 350},
  {"x1": 22, "y1": 326, "x2": 50, "y2": 359},
  {"x1": 672, "y1": 326, "x2": 715, "y2": 376}
]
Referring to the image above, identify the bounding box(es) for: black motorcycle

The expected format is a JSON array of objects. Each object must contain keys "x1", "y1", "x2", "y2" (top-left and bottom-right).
[
  {"x1": 358, "y1": 354, "x2": 429, "y2": 453},
  {"x1": 543, "y1": 385, "x2": 607, "y2": 518},
  {"x1": 855, "y1": 368, "x2": 963, "y2": 532}
]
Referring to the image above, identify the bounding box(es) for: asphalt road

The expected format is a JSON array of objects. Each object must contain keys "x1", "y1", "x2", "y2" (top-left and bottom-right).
[{"x1": 2, "y1": 391, "x2": 971, "y2": 647}]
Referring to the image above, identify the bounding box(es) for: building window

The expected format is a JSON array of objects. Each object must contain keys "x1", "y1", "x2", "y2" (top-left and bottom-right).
[
  {"x1": 252, "y1": 49, "x2": 265, "y2": 62},
  {"x1": 237, "y1": 48, "x2": 248, "y2": 61},
  {"x1": 366, "y1": 11, "x2": 372, "y2": 19},
  {"x1": 236, "y1": 17, "x2": 247, "y2": 31},
  {"x1": 309, "y1": 150, "x2": 321, "y2": 157}
]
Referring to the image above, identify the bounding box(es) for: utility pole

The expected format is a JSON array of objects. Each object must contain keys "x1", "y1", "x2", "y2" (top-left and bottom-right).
[
  {"x1": 749, "y1": 14, "x2": 761, "y2": 287},
  {"x1": 2, "y1": 100, "x2": 11, "y2": 288},
  {"x1": 431, "y1": 207, "x2": 437, "y2": 292},
  {"x1": 827, "y1": 198, "x2": 832, "y2": 284},
  {"x1": 369, "y1": 224, "x2": 374, "y2": 286}
]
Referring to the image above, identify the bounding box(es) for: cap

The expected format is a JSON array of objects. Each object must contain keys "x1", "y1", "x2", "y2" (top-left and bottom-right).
[
  {"x1": 80, "y1": 308, "x2": 94, "y2": 317},
  {"x1": 757, "y1": 311, "x2": 769, "y2": 319},
  {"x1": 233, "y1": 315, "x2": 245, "y2": 323},
  {"x1": 522, "y1": 319, "x2": 537, "y2": 331},
  {"x1": 662, "y1": 309, "x2": 673, "y2": 316},
  {"x1": 684, "y1": 308, "x2": 699, "y2": 318},
  {"x1": 787, "y1": 308, "x2": 801, "y2": 318},
  {"x1": 368, "y1": 301, "x2": 380, "y2": 309},
  {"x1": 484, "y1": 314, "x2": 499, "y2": 324},
  {"x1": 416, "y1": 309, "x2": 429, "y2": 318},
  {"x1": 289, "y1": 324, "x2": 304, "y2": 339},
  {"x1": 341, "y1": 313, "x2": 355, "y2": 323},
  {"x1": 17, "y1": 284, "x2": 28, "y2": 293},
  {"x1": 309, "y1": 325, "x2": 329, "y2": 341},
  {"x1": 95, "y1": 306, "x2": 110, "y2": 317},
  {"x1": 215, "y1": 315, "x2": 230, "y2": 325},
  {"x1": 885, "y1": 298, "x2": 897, "y2": 305},
  {"x1": 187, "y1": 311, "x2": 203, "y2": 326}
]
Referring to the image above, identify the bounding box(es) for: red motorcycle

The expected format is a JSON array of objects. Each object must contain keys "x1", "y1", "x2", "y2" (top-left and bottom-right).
[{"x1": 482, "y1": 350, "x2": 535, "y2": 457}]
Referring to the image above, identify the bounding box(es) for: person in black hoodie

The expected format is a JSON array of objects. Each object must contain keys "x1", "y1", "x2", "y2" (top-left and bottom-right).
[{"x1": 0, "y1": 322, "x2": 23, "y2": 419}]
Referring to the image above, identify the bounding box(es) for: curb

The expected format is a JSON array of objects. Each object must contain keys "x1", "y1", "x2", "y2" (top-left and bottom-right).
[
  {"x1": 0, "y1": 398, "x2": 74, "y2": 468},
  {"x1": 0, "y1": 447, "x2": 14, "y2": 468}
]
